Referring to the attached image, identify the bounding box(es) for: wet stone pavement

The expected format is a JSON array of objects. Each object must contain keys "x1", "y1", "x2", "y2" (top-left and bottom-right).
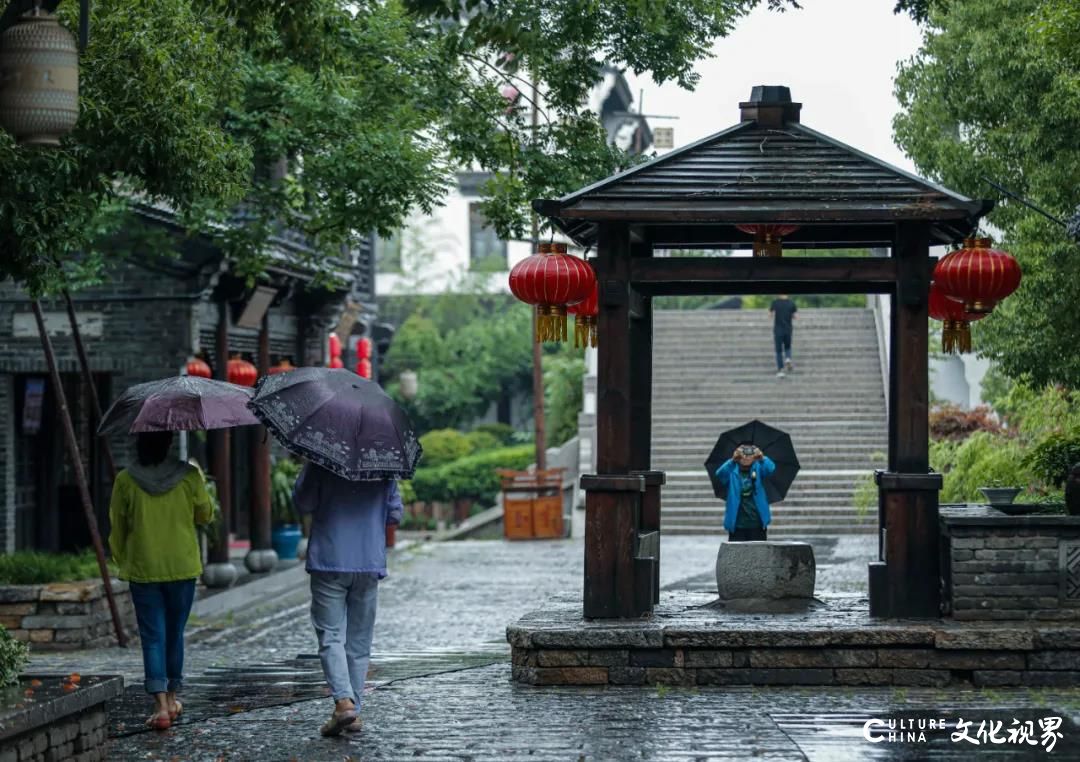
[{"x1": 28, "y1": 534, "x2": 1080, "y2": 760}]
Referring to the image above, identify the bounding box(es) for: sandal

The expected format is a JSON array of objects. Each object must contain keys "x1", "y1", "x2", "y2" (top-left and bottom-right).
[
  {"x1": 145, "y1": 711, "x2": 171, "y2": 731},
  {"x1": 319, "y1": 707, "x2": 357, "y2": 738},
  {"x1": 169, "y1": 699, "x2": 183, "y2": 722}
]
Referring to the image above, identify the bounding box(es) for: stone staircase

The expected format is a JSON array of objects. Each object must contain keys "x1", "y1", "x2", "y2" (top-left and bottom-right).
[{"x1": 653, "y1": 308, "x2": 884, "y2": 537}]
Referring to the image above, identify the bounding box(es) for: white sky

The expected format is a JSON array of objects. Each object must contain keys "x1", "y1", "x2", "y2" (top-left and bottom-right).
[{"x1": 624, "y1": 0, "x2": 924, "y2": 172}]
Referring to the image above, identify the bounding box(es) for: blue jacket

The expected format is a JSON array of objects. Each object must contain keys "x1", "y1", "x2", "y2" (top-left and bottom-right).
[{"x1": 714, "y1": 457, "x2": 776, "y2": 532}]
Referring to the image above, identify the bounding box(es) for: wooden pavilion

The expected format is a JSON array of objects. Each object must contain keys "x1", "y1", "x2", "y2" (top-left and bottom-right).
[{"x1": 535, "y1": 86, "x2": 993, "y2": 620}]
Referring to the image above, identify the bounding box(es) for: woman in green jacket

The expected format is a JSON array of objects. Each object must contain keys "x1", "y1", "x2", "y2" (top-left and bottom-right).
[{"x1": 109, "y1": 431, "x2": 214, "y2": 730}]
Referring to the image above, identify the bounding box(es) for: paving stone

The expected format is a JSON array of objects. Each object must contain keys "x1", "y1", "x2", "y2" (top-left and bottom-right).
[{"x1": 934, "y1": 629, "x2": 1035, "y2": 650}]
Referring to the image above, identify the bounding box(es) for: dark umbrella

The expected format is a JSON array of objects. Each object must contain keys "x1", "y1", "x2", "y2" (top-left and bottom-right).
[
  {"x1": 98, "y1": 376, "x2": 260, "y2": 436},
  {"x1": 248, "y1": 367, "x2": 422, "y2": 481},
  {"x1": 704, "y1": 419, "x2": 800, "y2": 503}
]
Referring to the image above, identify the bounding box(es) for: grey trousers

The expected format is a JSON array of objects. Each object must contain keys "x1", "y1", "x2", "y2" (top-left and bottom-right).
[{"x1": 310, "y1": 572, "x2": 379, "y2": 707}]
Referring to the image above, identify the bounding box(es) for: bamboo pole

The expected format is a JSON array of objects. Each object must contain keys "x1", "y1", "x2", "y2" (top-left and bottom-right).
[
  {"x1": 60, "y1": 288, "x2": 117, "y2": 480},
  {"x1": 32, "y1": 300, "x2": 127, "y2": 647}
]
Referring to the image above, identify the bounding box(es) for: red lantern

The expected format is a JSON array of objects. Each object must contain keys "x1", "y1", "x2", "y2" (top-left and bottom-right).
[
  {"x1": 934, "y1": 237, "x2": 1021, "y2": 315},
  {"x1": 329, "y1": 356, "x2": 344, "y2": 369},
  {"x1": 328, "y1": 333, "x2": 342, "y2": 359},
  {"x1": 567, "y1": 281, "x2": 599, "y2": 349},
  {"x1": 227, "y1": 357, "x2": 258, "y2": 387},
  {"x1": 268, "y1": 359, "x2": 295, "y2": 375},
  {"x1": 357, "y1": 337, "x2": 373, "y2": 360},
  {"x1": 355, "y1": 358, "x2": 372, "y2": 379},
  {"x1": 735, "y1": 224, "x2": 800, "y2": 257},
  {"x1": 508, "y1": 242, "x2": 596, "y2": 343},
  {"x1": 186, "y1": 358, "x2": 212, "y2": 379},
  {"x1": 929, "y1": 282, "x2": 985, "y2": 355}
]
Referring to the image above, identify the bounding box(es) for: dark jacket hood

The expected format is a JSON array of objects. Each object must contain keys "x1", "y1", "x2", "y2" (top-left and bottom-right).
[{"x1": 127, "y1": 461, "x2": 193, "y2": 495}]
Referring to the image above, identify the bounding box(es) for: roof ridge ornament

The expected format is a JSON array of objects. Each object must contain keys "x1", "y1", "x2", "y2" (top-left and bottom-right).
[{"x1": 739, "y1": 85, "x2": 801, "y2": 127}]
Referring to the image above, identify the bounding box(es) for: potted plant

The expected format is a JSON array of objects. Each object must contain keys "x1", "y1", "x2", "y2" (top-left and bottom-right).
[
  {"x1": 979, "y1": 479, "x2": 1022, "y2": 506},
  {"x1": 271, "y1": 459, "x2": 304, "y2": 560}
]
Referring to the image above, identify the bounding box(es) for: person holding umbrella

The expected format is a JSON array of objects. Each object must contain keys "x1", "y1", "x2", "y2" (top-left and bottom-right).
[
  {"x1": 713, "y1": 444, "x2": 776, "y2": 541},
  {"x1": 108, "y1": 431, "x2": 214, "y2": 730},
  {"x1": 101, "y1": 373, "x2": 261, "y2": 731},
  {"x1": 704, "y1": 420, "x2": 801, "y2": 542},
  {"x1": 248, "y1": 367, "x2": 421, "y2": 737}
]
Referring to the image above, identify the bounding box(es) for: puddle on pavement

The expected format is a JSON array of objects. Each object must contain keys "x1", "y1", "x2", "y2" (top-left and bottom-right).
[{"x1": 110, "y1": 649, "x2": 504, "y2": 738}]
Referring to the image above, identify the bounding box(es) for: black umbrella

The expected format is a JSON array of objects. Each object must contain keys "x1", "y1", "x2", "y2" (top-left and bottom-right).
[
  {"x1": 704, "y1": 419, "x2": 800, "y2": 503},
  {"x1": 248, "y1": 367, "x2": 422, "y2": 481}
]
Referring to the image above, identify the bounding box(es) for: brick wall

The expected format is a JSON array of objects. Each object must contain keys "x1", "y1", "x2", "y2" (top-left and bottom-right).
[{"x1": 942, "y1": 508, "x2": 1080, "y2": 621}]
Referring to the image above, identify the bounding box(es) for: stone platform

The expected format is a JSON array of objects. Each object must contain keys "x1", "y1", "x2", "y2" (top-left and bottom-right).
[{"x1": 507, "y1": 591, "x2": 1080, "y2": 687}]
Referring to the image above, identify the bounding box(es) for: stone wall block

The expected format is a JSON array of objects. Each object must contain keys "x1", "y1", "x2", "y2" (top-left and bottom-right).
[
  {"x1": 532, "y1": 667, "x2": 608, "y2": 685},
  {"x1": 644, "y1": 668, "x2": 694, "y2": 686},
  {"x1": 608, "y1": 667, "x2": 646, "y2": 685},
  {"x1": 684, "y1": 650, "x2": 733, "y2": 668},
  {"x1": 536, "y1": 650, "x2": 587, "y2": 668},
  {"x1": 891, "y1": 669, "x2": 951, "y2": 687},
  {"x1": 972, "y1": 670, "x2": 1023, "y2": 687},
  {"x1": 834, "y1": 669, "x2": 893, "y2": 685}
]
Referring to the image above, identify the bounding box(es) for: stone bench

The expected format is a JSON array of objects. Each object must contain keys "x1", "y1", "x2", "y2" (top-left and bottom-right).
[{"x1": 715, "y1": 541, "x2": 816, "y2": 602}]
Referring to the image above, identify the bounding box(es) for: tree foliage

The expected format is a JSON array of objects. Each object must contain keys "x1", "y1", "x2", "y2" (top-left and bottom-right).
[{"x1": 893, "y1": 0, "x2": 1080, "y2": 388}]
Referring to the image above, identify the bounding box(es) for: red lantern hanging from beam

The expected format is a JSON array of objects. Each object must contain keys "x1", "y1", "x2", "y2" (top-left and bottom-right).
[
  {"x1": 355, "y1": 358, "x2": 372, "y2": 379},
  {"x1": 227, "y1": 356, "x2": 258, "y2": 387},
  {"x1": 186, "y1": 357, "x2": 212, "y2": 379},
  {"x1": 567, "y1": 281, "x2": 599, "y2": 349},
  {"x1": 508, "y1": 242, "x2": 596, "y2": 343},
  {"x1": 357, "y1": 337, "x2": 373, "y2": 360},
  {"x1": 735, "y1": 224, "x2": 800, "y2": 257},
  {"x1": 268, "y1": 358, "x2": 296, "y2": 375},
  {"x1": 933, "y1": 237, "x2": 1021, "y2": 315},
  {"x1": 929, "y1": 282, "x2": 986, "y2": 355}
]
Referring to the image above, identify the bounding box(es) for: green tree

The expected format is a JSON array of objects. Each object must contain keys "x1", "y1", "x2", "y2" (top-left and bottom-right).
[
  {"x1": 893, "y1": 0, "x2": 1080, "y2": 388},
  {"x1": 0, "y1": 0, "x2": 250, "y2": 294}
]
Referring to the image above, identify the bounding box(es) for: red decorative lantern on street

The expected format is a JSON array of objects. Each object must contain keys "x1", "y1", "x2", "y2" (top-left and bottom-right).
[
  {"x1": 508, "y1": 242, "x2": 596, "y2": 343},
  {"x1": 929, "y1": 282, "x2": 985, "y2": 355},
  {"x1": 933, "y1": 237, "x2": 1021, "y2": 315},
  {"x1": 567, "y1": 281, "x2": 599, "y2": 349},
  {"x1": 328, "y1": 333, "x2": 342, "y2": 359},
  {"x1": 186, "y1": 357, "x2": 212, "y2": 379},
  {"x1": 329, "y1": 356, "x2": 344, "y2": 369},
  {"x1": 356, "y1": 337, "x2": 373, "y2": 360},
  {"x1": 227, "y1": 356, "x2": 258, "y2": 387},
  {"x1": 735, "y1": 224, "x2": 800, "y2": 257},
  {"x1": 355, "y1": 358, "x2": 372, "y2": 379},
  {"x1": 268, "y1": 358, "x2": 296, "y2": 375}
]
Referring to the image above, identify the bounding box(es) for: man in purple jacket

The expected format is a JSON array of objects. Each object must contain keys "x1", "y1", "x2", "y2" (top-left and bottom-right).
[{"x1": 293, "y1": 463, "x2": 403, "y2": 737}]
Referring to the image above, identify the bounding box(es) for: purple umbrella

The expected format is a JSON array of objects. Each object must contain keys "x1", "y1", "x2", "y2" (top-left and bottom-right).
[
  {"x1": 98, "y1": 376, "x2": 260, "y2": 435},
  {"x1": 248, "y1": 367, "x2": 422, "y2": 481}
]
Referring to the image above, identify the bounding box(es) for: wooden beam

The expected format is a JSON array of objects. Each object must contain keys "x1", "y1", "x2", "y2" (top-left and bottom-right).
[
  {"x1": 644, "y1": 224, "x2": 899, "y2": 249},
  {"x1": 630, "y1": 256, "x2": 902, "y2": 295}
]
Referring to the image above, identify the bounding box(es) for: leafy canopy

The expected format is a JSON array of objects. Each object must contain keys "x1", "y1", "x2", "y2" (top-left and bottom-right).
[{"x1": 893, "y1": 0, "x2": 1080, "y2": 388}]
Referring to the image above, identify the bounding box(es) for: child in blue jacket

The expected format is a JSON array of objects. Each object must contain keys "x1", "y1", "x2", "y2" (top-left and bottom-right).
[{"x1": 714, "y1": 444, "x2": 776, "y2": 541}]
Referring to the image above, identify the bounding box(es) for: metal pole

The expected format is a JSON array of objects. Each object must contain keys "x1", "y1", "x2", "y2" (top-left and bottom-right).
[
  {"x1": 60, "y1": 288, "x2": 117, "y2": 480},
  {"x1": 530, "y1": 74, "x2": 546, "y2": 471},
  {"x1": 32, "y1": 300, "x2": 127, "y2": 647}
]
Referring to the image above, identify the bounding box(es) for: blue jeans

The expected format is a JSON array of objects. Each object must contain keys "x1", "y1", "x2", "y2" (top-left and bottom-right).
[
  {"x1": 310, "y1": 572, "x2": 378, "y2": 708},
  {"x1": 774, "y1": 333, "x2": 792, "y2": 370},
  {"x1": 129, "y1": 580, "x2": 196, "y2": 695}
]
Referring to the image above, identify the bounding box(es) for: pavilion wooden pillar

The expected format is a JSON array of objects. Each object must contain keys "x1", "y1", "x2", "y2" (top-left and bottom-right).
[
  {"x1": 582, "y1": 224, "x2": 659, "y2": 618},
  {"x1": 869, "y1": 222, "x2": 942, "y2": 618}
]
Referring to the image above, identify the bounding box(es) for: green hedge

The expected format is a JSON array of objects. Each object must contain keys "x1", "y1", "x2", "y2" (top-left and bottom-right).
[
  {"x1": 418, "y1": 429, "x2": 473, "y2": 467},
  {"x1": 0, "y1": 551, "x2": 112, "y2": 585},
  {"x1": 0, "y1": 626, "x2": 27, "y2": 688},
  {"x1": 411, "y1": 444, "x2": 534, "y2": 505}
]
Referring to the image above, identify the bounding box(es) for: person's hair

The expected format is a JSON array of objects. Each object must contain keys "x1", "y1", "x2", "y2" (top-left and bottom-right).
[{"x1": 136, "y1": 431, "x2": 174, "y2": 466}]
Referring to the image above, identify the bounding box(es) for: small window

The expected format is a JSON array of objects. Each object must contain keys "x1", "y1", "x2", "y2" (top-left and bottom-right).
[
  {"x1": 469, "y1": 204, "x2": 507, "y2": 272},
  {"x1": 375, "y1": 232, "x2": 402, "y2": 274}
]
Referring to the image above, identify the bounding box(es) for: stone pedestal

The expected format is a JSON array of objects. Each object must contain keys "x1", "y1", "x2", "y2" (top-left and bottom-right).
[
  {"x1": 715, "y1": 541, "x2": 815, "y2": 601},
  {"x1": 244, "y1": 548, "x2": 278, "y2": 574},
  {"x1": 202, "y1": 562, "x2": 238, "y2": 589}
]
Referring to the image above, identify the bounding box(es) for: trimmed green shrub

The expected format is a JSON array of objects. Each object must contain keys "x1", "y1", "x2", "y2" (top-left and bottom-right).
[
  {"x1": 411, "y1": 444, "x2": 534, "y2": 505},
  {"x1": 0, "y1": 626, "x2": 28, "y2": 688},
  {"x1": 463, "y1": 430, "x2": 500, "y2": 454},
  {"x1": 1025, "y1": 430, "x2": 1080, "y2": 488},
  {"x1": 473, "y1": 423, "x2": 515, "y2": 446},
  {"x1": 0, "y1": 551, "x2": 111, "y2": 585},
  {"x1": 418, "y1": 429, "x2": 473, "y2": 467},
  {"x1": 937, "y1": 432, "x2": 1027, "y2": 503}
]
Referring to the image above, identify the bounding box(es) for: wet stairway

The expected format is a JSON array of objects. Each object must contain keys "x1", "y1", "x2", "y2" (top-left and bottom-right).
[{"x1": 653, "y1": 308, "x2": 885, "y2": 537}]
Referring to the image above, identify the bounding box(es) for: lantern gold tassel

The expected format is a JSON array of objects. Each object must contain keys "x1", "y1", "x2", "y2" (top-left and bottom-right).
[
  {"x1": 536, "y1": 306, "x2": 567, "y2": 344},
  {"x1": 573, "y1": 317, "x2": 598, "y2": 349},
  {"x1": 753, "y1": 233, "x2": 783, "y2": 258},
  {"x1": 941, "y1": 320, "x2": 972, "y2": 355}
]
